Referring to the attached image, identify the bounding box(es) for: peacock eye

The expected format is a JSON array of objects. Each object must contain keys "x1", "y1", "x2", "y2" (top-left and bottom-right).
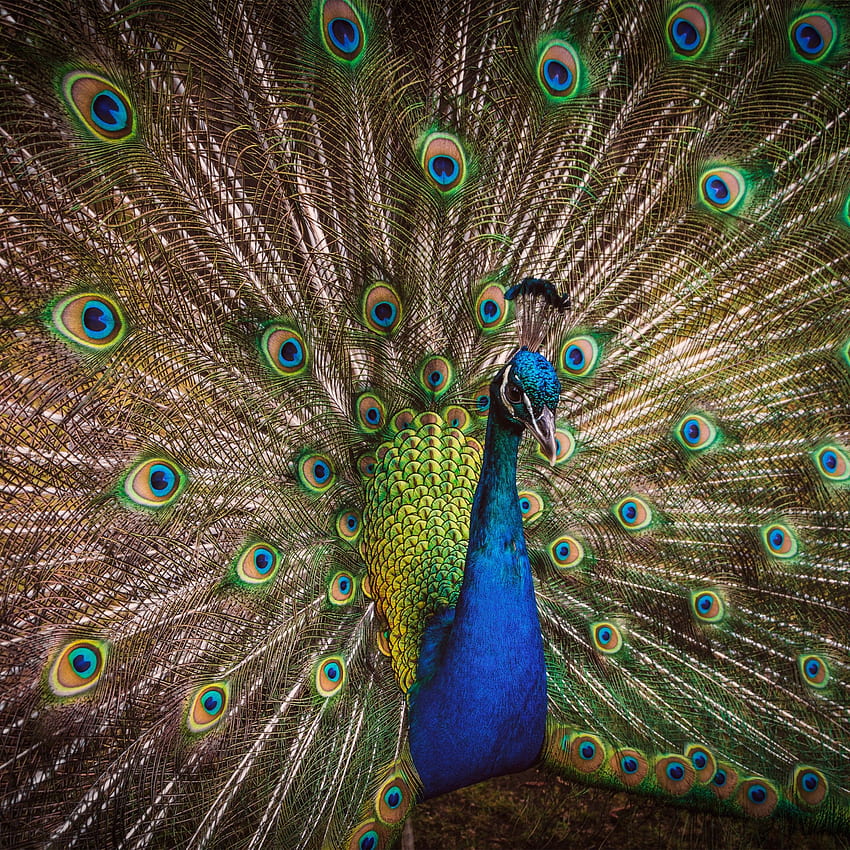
[{"x1": 505, "y1": 383, "x2": 523, "y2": 404}]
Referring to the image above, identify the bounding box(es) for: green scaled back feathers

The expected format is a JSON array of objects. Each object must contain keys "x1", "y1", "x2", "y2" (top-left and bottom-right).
[{"x1": 1, "y1": 0, "x2": 849, "y2": 847}]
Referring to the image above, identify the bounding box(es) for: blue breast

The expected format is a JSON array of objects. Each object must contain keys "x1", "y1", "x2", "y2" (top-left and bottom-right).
[{"x1": 408, "y1": 422, "x2": 548, "y2": 798}]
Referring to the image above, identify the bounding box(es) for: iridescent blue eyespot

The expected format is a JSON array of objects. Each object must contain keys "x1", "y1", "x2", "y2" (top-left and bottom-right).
[
  {"x1": 615, "y1": 496, "x2": 652, "y2": 530},
  {"x1": 549, "y1": 535, "x2": 585, "y2": 569},
  {"x1": 377, "y1": 773, "x2": 412, "y2": 823},
  {"x1": 429, "y1": 155, "x2": 459, "y2": 186},
  {"x1": 761, "y1": 522, "x2": 798, "y2": 558},
  {"x1": 476, "y1": 393, "x2": 490, "y2": 412},
  {"x1": 150, "y1": 464, "x2": 175, "y2": 495},
  {"x1": 442, "y1": 406, "x2": 471, "y2": 432},
  {"x1": 363, "y1": 283, "x2": 402, "y2": 334},
  {"x1": 709, "y1": 764, "x2": 738, "y2": 797},
  {"x1": 203, "y1": 690, "x2": 222, "y2": 713},
  {"x1": 655, "y1": 755, "x2": 694, "y2": 794},
  {"x1": 298, "y1": 453, "x2": 336, "y2": 493},
  {"x1": 748, "y1": 784, "x2": 766, "y2": 803},
  {"x1": 799, "y1": 653, "x2": 830, "y2": 688},
  {"x1": 566, "y1": 345, "x2": 584, "y2": 369},
  {"x1": 279, "y1": 337, "x2": 304, "y2": 369},
  {"x1": 794, "y1": 766, "x2": 828, "y2": 806},
  {"x1": 579, "y1": 741, "x2": 596, "y2": 760},
  {"x1": 316, "y1": 655, "x2": 346, "y2": 696},
  {"x1": 790, "y1": 13, "x2": 836, "y2": 62},
  {"x1": 691, "y1": 589, "x2": 724, "y2": 623},
  {"x1": 672, "y1": 18, "x2": 698, "y2": 49},
  {"x1": 124, "y1": 458, "x2": 185, "y2": 508},
  {"x1": 359, "y1": 831, "x2": 379, "y2": 850},
  {"x1": 420, "y1": 133, "x2": 466, "y2": 192},
  {"x1": 392, "y1": 410, "x2": 416, "y2": 431},
  {"x1": 188, "y1": 683, "x2": 229, "y2": 733},
  {"x1": 814, "y1": 444, "x2": 850, "y2": 482},
  {"x1": 699, "y1": 167, "x2": 746, "y2": 211},
  {"x1": 329, "y1": 570, "x2": 356, "y2": 605},
  {"x1": 372, "y1": 301, "x2": 396, "y2": 327},
  {"x1": 253, "y1": 547, "x2": 274, "y2": 575},
  {"x1": 569, "y1": 734, "x2": 605, "y2": 772},
  {"x1": 537, "y1": 40, "x2": 580, "y2": 99},
  {"x1": 51, "y1": 292, "x2": 126, "y2": 350},
  {"x1": 518, "y1": 491, "x2": 543, "y2": 523},
  {"x1": 560, "y1": 334, "x2": 600, "y2": 378},
  {"x1": 349, "y1": 823, "x2": 387, "y2": 850},
  {"x1": 235, "y1": 543, "x2": 279, "y2": 585},
  {"x1": 667, "y1": 761, "x2": 685, "y2": 781},
  {"x1": 675, "y1": 413, "x2": 718, "y2": 451},
  {"x1": 69, "y1": 646, "x2": 97, "y2": 677},
  {"x1": 337, "y1": 509, "x2": 361, "y2": 540},
  {"x1": 419, "y1": 356, "x2": 453, "y2": 396},
  {"x1": 90, "y1": 89, "x2": 128, "y2": 132},
  {"x1": 82, "y1": 299, "x2": 117, "y2": 338},
  {"x1": 739, "y1": 778, "x2": 778, "y2": 815},
  {"x1": 592, "y1": 621, "x2": 623, "y2": 654},
  {"x1": 667, "y1": 4, "x2": 710, "y2": 57},
  {"x1": 544, "y1": 59, "x2": 571, "y2": 91},
  {"x1": 356, "y1": 393, "x2": 386, "y2": 432},
  {"x1": 475, "y1": 284, "x2": 508, "y2": 330},
  {"x1": 684, "y1": 745, "x2": 716, "y2": 781},
  {"x1": 797, "y1": 22, "x2": 823, "y2": 53},
  {"x1": 328, "y1": 17, "x2": 359, "y2": 53},
  {"x1": 682, "y1": 419, "x2": 700, "y2": 443},
  {"x1": 707, "y1": 176, "x2": 728, "y2": 203},
  {"x1": 614, "y1": 749, "x2": 647, "y2": 785},
  {"x1": 261, "y1": 325, "x2": 308, "y2": 376},
  {"x1": 61, "y1": 72, "x2": 135, "y2": 142},
  {"x1": 321, "y1": 0, "x2": 365, "y2": 62}
]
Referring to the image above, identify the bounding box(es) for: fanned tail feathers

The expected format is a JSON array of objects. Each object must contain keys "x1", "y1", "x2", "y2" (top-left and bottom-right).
[{"x1": 1, "y1": 0, "x2": 849, "y2": 847}]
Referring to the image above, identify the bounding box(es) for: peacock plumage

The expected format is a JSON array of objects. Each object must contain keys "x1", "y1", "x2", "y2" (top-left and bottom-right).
[{"x1": 1, "y1": 0, "x2": 849, "y2": 847}]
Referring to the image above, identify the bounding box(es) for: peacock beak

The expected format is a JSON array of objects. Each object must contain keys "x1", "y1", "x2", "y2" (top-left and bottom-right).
[{"x1": 527, "y1": 405, "x2": 558, "y2": 465}]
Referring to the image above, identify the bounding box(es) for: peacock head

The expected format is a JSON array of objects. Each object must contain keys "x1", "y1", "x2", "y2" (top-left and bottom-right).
[{"x1": 493, "y1": 347, "x2": 561, "y2": 463}]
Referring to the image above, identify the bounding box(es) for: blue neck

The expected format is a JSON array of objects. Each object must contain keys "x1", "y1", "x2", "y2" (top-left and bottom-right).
[{"x1": 408, "y1": 413, "x2": 547, "y2": 798}]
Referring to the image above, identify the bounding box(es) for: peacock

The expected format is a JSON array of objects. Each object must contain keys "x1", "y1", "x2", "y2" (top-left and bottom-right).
[{"x1": 1, "y1": 0, "x2": 849, "y2": 847}]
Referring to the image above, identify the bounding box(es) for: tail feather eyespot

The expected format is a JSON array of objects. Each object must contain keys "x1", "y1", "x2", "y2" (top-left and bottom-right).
[
  {"x1": 61, "y1": 71, "x2": 135, "y2": 141},
  {"x1": 187, "y1": 683, "x2": 229, "y2": 733},
  {"x1": 321, "y1": 0, "x2": 366, "y2": 62},
  {"x1": 48, "y1": 639, "x2": 108, "y2": 697}
]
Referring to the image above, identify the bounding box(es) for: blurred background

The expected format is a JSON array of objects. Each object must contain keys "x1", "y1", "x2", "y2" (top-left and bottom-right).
[{"x1": 409, "y1": 769, "x2": 848, "y2": 849}]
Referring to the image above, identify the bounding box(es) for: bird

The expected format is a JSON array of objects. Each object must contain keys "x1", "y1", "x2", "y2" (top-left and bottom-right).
[{"x1": 1, "y1": 0, "x2": 849, "y2": 847}]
